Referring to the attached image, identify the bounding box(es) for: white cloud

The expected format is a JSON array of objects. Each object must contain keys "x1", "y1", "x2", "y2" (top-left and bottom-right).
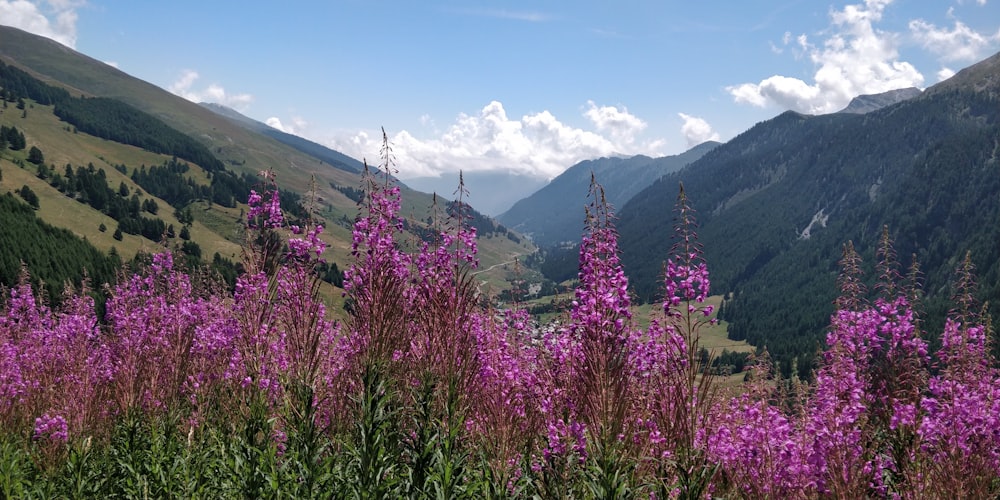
[
  {"x1": 168, "y1": 69, "x2": 253, "y2": 110},
  {"x1": 265, "y1": 117, "x2": 287, "y2": 132},
  {"x1": 265, "y1": 115, "x2": 308, "y2": 135},
  {"x1": 678, "y1": 113, "x2": 721, "y2": 148},
  {"x1": 103, "y1": 61, "x2": 119, "y2": 69},
  {"x1": 583, "y1": 100, "x2": 648, "y2": 147},
  {"x1": 937, "y1": 66, "x2": 956, "y2": 81},
  {"x1": 0, "y1": 0, "x2": 81, "y2": 48},
  {"x1": 727, "y1": 0, "x2": 925, "y2": 114},
  {"x1": 909, "y1": 18, "x2": 1000, "y2": 63},
  {"x1": 326, "y1": 100, "x2": 666, "y2": 180}
]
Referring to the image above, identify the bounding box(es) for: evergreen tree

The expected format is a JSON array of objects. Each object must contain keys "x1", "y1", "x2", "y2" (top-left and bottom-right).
[
  {"x1": 142, "y1": 198, "x2": 159, "y2": 215},
  {"x1": 175, "y1": 206, "x2": 194, "y2": 225},
  {"x1": 17, "y1": 185, "x2": 39, "y2": 209},
  {"x1": 1, "y1": 125, "x2": 25, "y2": 150},
  {"x1": 181, "y1": 240, "x2": 202, "y2": 259},
  {"x1": 27, "y1": 146, "x2": 44, "y2": 165}
]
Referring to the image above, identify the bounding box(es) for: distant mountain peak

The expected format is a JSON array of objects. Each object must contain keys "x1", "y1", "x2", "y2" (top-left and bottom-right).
[{"x1": 837, "y1": 87, "x2": 922, "y2": 114}]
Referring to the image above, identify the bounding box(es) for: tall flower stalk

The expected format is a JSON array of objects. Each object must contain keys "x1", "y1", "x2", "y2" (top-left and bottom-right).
[
  {"x1": 640, "y1": 183, "x2": 719, "y2": 497},
  {"x1": 342, "y1": 131, "x2": 414, "y2": 376},
  {"x1": 571, "y1": 175, "x2": 637, "y2": 453}
]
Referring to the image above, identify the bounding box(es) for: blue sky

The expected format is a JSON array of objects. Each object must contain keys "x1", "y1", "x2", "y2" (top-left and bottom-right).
[{"x1": 3, "y1": 0, "x2": 1000, "y2": 184}]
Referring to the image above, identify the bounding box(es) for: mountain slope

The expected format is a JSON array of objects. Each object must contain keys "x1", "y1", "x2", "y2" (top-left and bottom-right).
[
  {"x1": 0, "y1": 26, "x2": 363, "y2": 206},
  {"x1": 200, "y1": 103, "x2": 364, "y2": 174},
  {"x1": 616, "y1": 51, "x2": 1000, "y2": 377},
  {"x1": 499, "y1": 141, "x2": 719, "y2": 246}
]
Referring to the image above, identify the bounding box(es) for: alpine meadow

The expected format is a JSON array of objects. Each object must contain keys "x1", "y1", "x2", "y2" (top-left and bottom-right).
[{"x1": 2, "y1": 12, "x2": 1000, "y2": 500}]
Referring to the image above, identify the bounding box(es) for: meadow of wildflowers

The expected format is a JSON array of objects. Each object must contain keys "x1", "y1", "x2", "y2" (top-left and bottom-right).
[{"x1": 0, "y1": 139, "x2": 998, "y2": 498}]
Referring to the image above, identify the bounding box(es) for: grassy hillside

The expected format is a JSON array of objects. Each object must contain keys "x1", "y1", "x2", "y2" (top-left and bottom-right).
[{"x1": 1, "y1": 99, "x2": 242, "y2": 261}]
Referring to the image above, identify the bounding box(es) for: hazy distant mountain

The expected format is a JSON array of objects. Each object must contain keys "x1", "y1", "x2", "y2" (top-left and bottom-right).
[
  {"x1": 403, "y1": 171, "x2": 549, "y2": 217},
  {"x1": 614, "y1": 50, "x2": 1000, "y2": 377},
  {"x1": 498, "y1": 141, "x2": 719, "y2": 246},
  {"x1": 837, "y1": 87, "x2": 922, "y2": 114},
  {"x1": 200, "y1": 103, "x2": 364, "y2": 174}
]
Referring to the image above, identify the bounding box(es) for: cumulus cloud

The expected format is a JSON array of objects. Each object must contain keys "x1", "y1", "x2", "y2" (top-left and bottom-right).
[
  {"x1": 583, "y1": 100, "x2": 648, "y2": 146},
  {"x1": 727, "y1": 0, "x2": 925, "y2": 114},
  {"x1": 265, "y1": 117, "x2": 287, "y2": 132},
  {"x1": 0, "y1": 0, "x2": 81, "y2": 48},
  {"x1": 937, "y1": 66, "x2": 956, "y2": 81},
  {"x1": 168, "y1": 69, "x2": 254, "y2": 110},
  {"x1": 909, "y1": 17, "x2": 1000, "y2": 63},
  {"x1": 265, "y1": 115, "x2": 308, "y2": 135},
  {"x1": 327, "y1": 100, "x2": 666, "y2": 180},
  {"x1": 678, "y1": 113, "x2": 721, "y2": 148}
]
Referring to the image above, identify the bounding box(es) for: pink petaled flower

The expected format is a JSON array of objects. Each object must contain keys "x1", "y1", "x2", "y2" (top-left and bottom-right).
[
  {"x1": 246, "y1": 188, "x2": 283, "y2": 229},
  {"x1": 247, "y1": 190, "x2": 262, "y2": 208},
  {"x1": 891, "y1": 402, "x2": 917, "y2": 429},
  {"x1": 272, "y1": 428, "x2": 288, "y2": 456},
  {"x1": 0, "y1": 341, "x2": 24, "y2": 409},
  {"x1": 33, "y1": 413, "x2": 68, "y2": 443},
  {"x1": 287, "y1": 225, "x2": 327, "y2": 260},
  {"x1": 544, "y1": 419, "x2": 570, "y2": 460}
]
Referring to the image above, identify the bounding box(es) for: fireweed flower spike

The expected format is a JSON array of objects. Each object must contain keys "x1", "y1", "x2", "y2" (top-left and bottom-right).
[
  {"x1": 232, "y1": 171, "x2": 343, "y2": 434},
  {"x1": 567, "y1": 174, "x2": 640, "y2": 455},
  {"x1": 640, "y1": 182, "x2": 721, "y2": 497},
  {"x1": 341, "y1": 132, "x2": 414, "y2": 374}
]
